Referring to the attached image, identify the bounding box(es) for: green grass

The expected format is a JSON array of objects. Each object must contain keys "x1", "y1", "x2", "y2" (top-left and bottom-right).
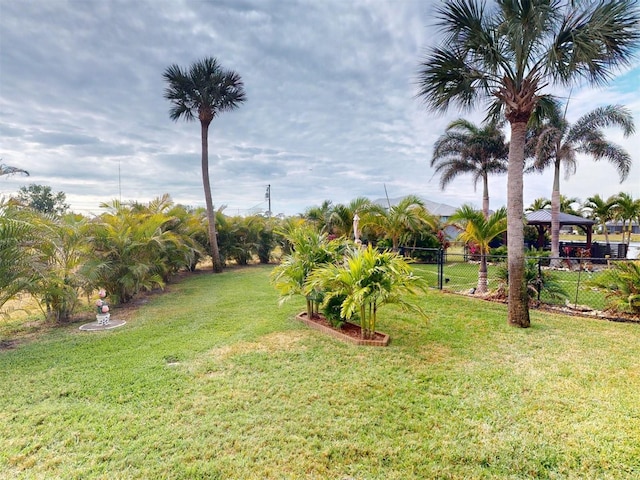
[{"x1": 1, "y1": 265, "x2": 640, "y2": 479}]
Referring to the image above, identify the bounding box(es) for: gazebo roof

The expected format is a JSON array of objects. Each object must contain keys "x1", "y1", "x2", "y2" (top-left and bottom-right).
[{"x1": 526, "y1": 210, "x2": 595, "y2": 226}]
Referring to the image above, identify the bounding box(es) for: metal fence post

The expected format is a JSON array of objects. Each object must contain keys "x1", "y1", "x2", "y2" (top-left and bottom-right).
[
  {"x1": 537, "y1": 258, "x2": 542, "y2": 303},
  {"x1": 574, "y1": 257, "x2": 582, "y2": 307},
  {"x1": 438, "y1": 249, "x2": 444, "y2": 290}
]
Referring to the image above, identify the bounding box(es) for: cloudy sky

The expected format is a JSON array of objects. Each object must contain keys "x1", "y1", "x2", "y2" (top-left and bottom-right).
[{"x1": 1, "y1": 0, "x2": 639, "y2": 217}]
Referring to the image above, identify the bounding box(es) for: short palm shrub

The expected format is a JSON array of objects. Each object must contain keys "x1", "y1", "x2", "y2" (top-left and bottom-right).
[
  {"x1": 589, "y1": 261, "x2": 640, "y2": 314},
  {"x1": 321, "y1": 293, "x2": 349, "y2": 329},
  {"x1": 270, "y1": 225, "x2": 344, "y2": 319},
  {"x1": 0, "y1": 202, "x2": 39, "y2": 312},
  {"x1": 307, "y1": 245, "x2": 428, "y2": 339},
  {"x1": 494, "y1": 258, "x2": 566, "y2": 305},
  {"x1": 450, "y1": 205, "x2": 507, "y2": 294}
]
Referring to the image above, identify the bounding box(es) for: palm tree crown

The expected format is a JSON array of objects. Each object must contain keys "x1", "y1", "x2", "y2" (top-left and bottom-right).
[
  {"x1": 526, "y1": 197, "x2": 551, "y2": 212},
  {"x1": 432, "y1": 119, "x2": 508, "y2": 218},
  {"x1": 164, "y1": 57, "x2": 246, "y2": 126},
  {"x1": 614, "y1": 192, "x2": 640, "y2": 246},
  {"x1": 367, "y1": 195, "x2": 436, "y2": 251}
]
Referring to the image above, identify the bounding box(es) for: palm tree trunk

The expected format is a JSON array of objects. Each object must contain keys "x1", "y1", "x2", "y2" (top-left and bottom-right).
[
  {"x1": 506, "y1": 122, "x2": 530, "y2": 328},
  {"x1": 482, "y1": 173, "x2": 490, "y2": 219},
  {"x1": 201, "y1": 121, "x2": 223, "y2": 273},
  {"x1": 550, "y1": 162, "x2": 561, "y2": 267},
  {"x1": 477, "y1": 253, "x2": 488, "y2": 294}
]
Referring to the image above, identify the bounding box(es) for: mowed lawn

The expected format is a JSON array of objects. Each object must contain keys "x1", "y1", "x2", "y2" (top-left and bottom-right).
[{"x1": 1, "y1": 265, "x2": 639, "y2": 479}]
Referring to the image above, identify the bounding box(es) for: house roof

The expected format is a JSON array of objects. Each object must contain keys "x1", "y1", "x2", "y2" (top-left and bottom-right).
[
  {"x1": 373, "y1": 196, "x2": 458, "y2": 217},
  {"x1": 525, "y1": 210, "x2": 595, "y2": 226}
]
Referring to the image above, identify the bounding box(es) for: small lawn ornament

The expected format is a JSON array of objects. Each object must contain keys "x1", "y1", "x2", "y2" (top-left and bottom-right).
[{"x1": 95, "y1": 289, "x2": 110, "y2": 326}]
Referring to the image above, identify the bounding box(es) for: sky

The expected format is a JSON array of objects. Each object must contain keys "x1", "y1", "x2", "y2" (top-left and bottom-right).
[{"x1": 1, "y1": 0, "x2": 639, "y2": 218}]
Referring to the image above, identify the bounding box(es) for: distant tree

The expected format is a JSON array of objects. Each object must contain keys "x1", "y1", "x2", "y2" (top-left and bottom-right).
[
  {"x1": 329, "y1": 197, "x2": 376, "y2": 240},
  {"x1": 558, "y1": 195, "x2": 582, "y2": 217},
  {"x1": 163, "y1": 57, "x2": 246, "y2": 273},
  {"x1": 304, "y1": 200, "x2": 334, "y2": 234},
  {"x1": 584, "y1": 194, "x2": 618, "y2": 245},
  {"x1": 614, "y1": 192, "x2": 640, "y2": 246},
  {"x1": 431, "y1": 119, "x2": 508, "y2": 218},
  {"x1": 366, "y1": 195, "x2": 436, "y2": 252},
  {"x1": 16, "y1": 184, "x2": 69, "y2": 216},
  {"x1": 526, "y1": 198, "x2": 551, "y2": 212}
]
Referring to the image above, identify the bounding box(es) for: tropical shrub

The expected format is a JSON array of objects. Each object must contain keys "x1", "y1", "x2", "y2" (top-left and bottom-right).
[
  {"x1": 494, "y1": 259, "x2": 566, "y2": 305},
  {"x1": 589, "y1": 261, "x2": 640, "y2": 314},
  {"x1": 307, "y1": 245, "x2": 428, "y2": 339},
  {"x1": 270, "y1": 225, "x2": 344, "y2": 319},
  {"x1": 0, "y1": 201, "x2": 39, "y2": 312},
  {"x1": 321, "y1": 293, "x2": 348, "y2": 329},
  {"x1": 257, "y1": 217, "x2": 278, "y2": 264},
  {"x1": 401, "y1": 231, "x2": 440, "y2": 263},
  {"x1": 29, "y1": 213, "x2": 92, "y2": 322},
  {"x1": 81, "y1": 200, "x2": 199, "y2": 304}
]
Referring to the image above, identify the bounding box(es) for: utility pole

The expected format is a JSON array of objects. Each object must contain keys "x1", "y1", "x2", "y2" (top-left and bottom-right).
[
  {"x1": 265, "y1": 184, "x2": 271, "y2": 216},
  {"x1": 118, "y1": 160, "x2": 122, "y2": 203}
]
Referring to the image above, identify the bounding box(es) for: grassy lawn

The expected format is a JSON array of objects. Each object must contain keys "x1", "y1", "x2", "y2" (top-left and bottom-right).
[{"x1": 1, "y1": 265, "x2": 639, "y2": 479}]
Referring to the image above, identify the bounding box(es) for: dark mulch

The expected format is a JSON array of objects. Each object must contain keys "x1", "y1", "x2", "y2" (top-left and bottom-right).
[{"x1": 298, "y1": 312, "x2": 388, "y2": 342}]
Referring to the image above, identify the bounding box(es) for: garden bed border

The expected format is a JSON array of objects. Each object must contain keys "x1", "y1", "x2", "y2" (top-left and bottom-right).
[{"x1": 295, "y1": 312, "x2": 390, "y2": 346}]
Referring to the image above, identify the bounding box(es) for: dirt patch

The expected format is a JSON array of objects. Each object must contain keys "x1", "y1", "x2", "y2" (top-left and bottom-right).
[{"x1": 206, "y1": 331, "x2": 310, "y2": 360}]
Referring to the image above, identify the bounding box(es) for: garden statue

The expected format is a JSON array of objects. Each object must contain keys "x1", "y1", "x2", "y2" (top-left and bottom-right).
[
  {"x1": 95, "y1": 289, "x2": 110, "y2": 326},
  {"x1": 353, "y1": 213, "x2": 361, "y2": 245}
]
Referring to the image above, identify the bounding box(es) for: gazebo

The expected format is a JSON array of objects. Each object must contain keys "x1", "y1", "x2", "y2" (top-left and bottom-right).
[{"x1": 525, "y1": 210, "x2": 596, "y2": 250}]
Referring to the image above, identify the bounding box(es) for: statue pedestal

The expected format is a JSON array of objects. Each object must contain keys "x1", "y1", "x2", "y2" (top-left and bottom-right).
[{"x1": 96, "y1": 313, "x2": 111, "y2": 326}]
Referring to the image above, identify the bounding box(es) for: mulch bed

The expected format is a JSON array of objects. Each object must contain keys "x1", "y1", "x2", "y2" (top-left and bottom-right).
[{"x1": 295, "y1": 312, "x2": 390, "y2": 346}]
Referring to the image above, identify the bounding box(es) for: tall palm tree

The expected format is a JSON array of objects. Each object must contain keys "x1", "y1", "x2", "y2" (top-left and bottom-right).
[
  {"x1": 163, "y1": 57, "x2": 246, "y2": 273},
  {"x1": 450, "y1": 204, "x2": 507, "y2": 294},
  {"x1": 367, "y1": 195, "x2": 436, "y2": 252},
  {"x1": 583, "y1": 194, "x2": 618, "y2": 246},
  {"x1": 417, "y1": 0, "x2": 640, "y2": 327},
  {"x1": 530, "y1": 102, "x2": 634, "y2": 261},
  {"x1": 614, "y1": 192, "x2": 640, "y2": 246},
  {"x1": 432, "y1": 119, "x2": 508, "y2": 218}
]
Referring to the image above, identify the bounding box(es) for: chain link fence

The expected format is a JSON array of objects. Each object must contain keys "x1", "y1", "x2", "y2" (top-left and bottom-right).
[{"x1": 401, "y1": 246, "x2": 636, "y2": 319}]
